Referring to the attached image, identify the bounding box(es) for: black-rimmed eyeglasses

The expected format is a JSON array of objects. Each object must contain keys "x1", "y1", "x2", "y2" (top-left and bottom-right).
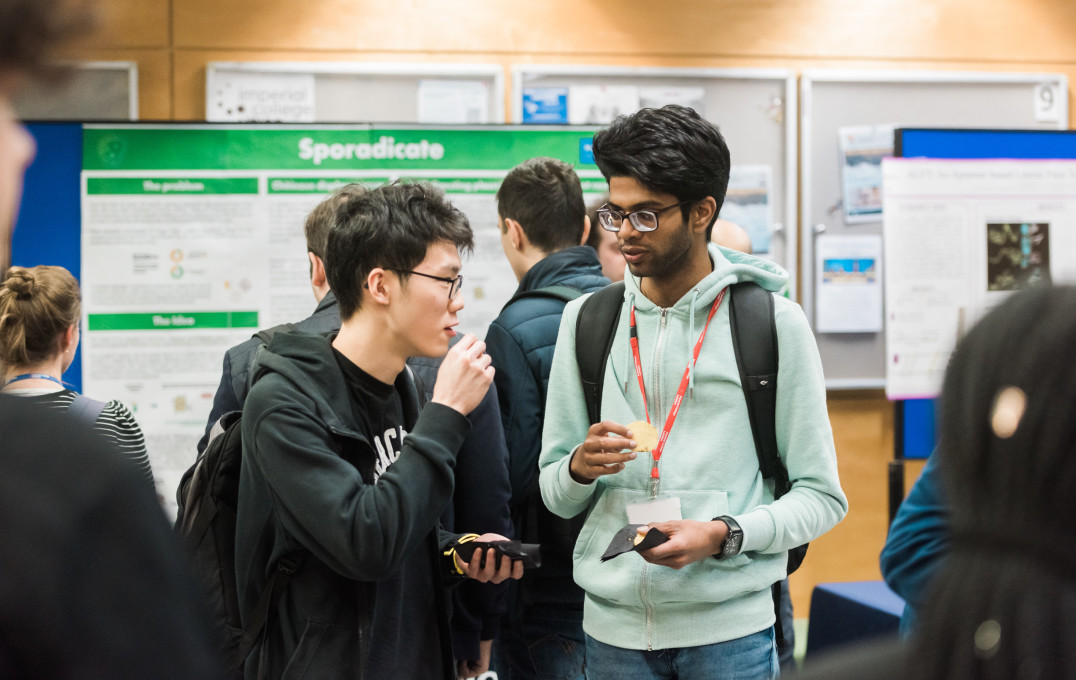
[
  {"x1": 398, "y1": 270, "x2": 464, "y2": 300},
  {"x1": 596, "y1": 200, "x2": 694, "y2": 233}
]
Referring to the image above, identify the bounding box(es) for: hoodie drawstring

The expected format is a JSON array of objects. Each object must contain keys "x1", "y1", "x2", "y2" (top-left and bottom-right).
[{"x1": 688, "y1": 289, "x2": 700, "y2": 398}]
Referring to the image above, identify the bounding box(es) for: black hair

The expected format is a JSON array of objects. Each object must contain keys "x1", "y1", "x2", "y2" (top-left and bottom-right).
[
  {"x1": 912, "y1": 285, "x2": 1076, "y2": 679},
  {"x1": 496, "y1": 157, "x2": 586, "y2": 253},
  {"x1": 325, "y1": 181, "x2": 473, "y2": 320},
  {"x1": 591, "y1": 105, "x2": 731, "y2": 241}
]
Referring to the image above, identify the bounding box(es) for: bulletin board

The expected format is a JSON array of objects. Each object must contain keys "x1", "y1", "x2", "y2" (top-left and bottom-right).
[
  {"x1": 205, "y1": 62, "x2": 504, "y2": 124},
  {"x1": 13, "y1": 61, "x2": 138, "y2": 121},
  {"x1": 800, "y1": 69, "x2": 1068, "y2": 389},
  {"x1": 511, "y1": 65, "x2": 797, "y2": 292}
]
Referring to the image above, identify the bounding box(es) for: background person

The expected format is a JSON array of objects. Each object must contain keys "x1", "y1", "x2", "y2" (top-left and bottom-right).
[
  {"x1": 0, "y1": 264, "x2": 154, "y2": 489},
  {"x1": 486, "y1": 157, "x2": 609, "y2": 680}
]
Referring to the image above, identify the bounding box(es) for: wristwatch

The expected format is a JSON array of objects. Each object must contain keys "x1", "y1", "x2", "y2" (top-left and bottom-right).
[{"x1": 715, "y1": 515, "x2": 743, "y2": 559}]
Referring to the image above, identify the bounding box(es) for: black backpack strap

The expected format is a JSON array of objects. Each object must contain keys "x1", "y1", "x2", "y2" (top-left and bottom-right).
[
  {"x1": 68, "y1": 394, "x2": 106, "y2": 426},
  {"x1": 501, "y1": 284, "x2": 583, "y2": 312},
  {"x1": 253, "y1": 321, "x2": 299, "y2": 346},
  {"x1": 728, "y1": 282, "x2": 786, "y2": 494},
  {"x1": 574, "y1": 281, "x2": 625, "y2": 424}
]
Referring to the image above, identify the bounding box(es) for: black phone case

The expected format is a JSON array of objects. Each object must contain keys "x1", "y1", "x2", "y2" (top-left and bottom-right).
[{"x1": 455, "y1": 540, "x2": 541, "y2": 569}]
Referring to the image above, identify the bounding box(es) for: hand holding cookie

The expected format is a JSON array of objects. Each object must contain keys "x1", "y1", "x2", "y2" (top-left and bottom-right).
[{"x1": 568, "y1": 420, "x2": 640, "y2": 484}]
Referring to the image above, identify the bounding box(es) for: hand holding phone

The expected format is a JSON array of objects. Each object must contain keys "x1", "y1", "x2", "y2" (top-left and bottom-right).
[{"x1": 455, "y1": 540, "x2": 541, "y2": 570}]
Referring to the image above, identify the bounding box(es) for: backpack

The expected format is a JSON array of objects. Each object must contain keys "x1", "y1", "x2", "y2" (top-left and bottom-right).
[
  {"x1": 573, "y1": 280, "x2": 808, "y2": 574},
  {"x1": 174, "y1": 323, "x2": 303, "y2": 679}
]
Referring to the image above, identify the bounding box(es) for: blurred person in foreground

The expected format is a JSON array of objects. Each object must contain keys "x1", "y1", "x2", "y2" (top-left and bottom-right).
[
  {"x1": 0, "y1": 0, "x2": 222, "y2": 677},
  {"x1": 796, "y1": 284, "x2": 1076, "y2": 680}
]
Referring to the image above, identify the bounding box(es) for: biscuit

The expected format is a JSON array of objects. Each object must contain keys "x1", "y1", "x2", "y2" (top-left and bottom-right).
[{"x1": 626, "y1": 420, "x2": 659, "y2": 452}]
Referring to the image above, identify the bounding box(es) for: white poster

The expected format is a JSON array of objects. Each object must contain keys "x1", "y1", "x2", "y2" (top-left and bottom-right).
[
  {"x1": 417, "y1": 80, "x2": 490, "y2": 124},
  {"x1": 208, "y1": 72, "x2": 316, "y2": 122},
  {"x1": 815, "y1": 233, "x2": 883, "y2": 333},
  {"x1": 883, "y1": 158, "x2": 1076, "y2": 399},
  {"x1": 720, "y1": 165, "x2": 774, "y2": 254},
  {"x1": 568, "y1": 84, "x2": 639, "y2": 125},
  {"x1": 839, "y1": 124, "x2": 894, "y2": 223}
]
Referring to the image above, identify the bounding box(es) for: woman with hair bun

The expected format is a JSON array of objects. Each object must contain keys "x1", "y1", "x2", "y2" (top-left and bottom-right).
[{"x1": 0, "y1": 264, "x2": 154, "y2": 489}]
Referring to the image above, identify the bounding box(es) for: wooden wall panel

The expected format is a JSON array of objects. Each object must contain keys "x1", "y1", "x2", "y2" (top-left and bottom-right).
[
  {"x1": 83, "y1": 0, "x2": 170, "y2": 49},
  {"x1": 170, "y1": 0, "x2": 1076, "y2": 62}
]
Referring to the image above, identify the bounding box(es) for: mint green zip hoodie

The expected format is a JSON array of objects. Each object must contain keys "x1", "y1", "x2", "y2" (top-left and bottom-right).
[{"x1": 538, "y1": 244, "x2": 848, "y2": 651}]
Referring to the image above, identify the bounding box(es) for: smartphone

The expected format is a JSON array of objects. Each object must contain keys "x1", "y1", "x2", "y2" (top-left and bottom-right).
[{"x1": 454, "y1": 540, "x2": 541, "y2": 570}]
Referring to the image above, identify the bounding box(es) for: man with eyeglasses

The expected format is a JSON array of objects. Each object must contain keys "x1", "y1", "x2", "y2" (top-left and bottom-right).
[
  {"x1": 199, "y1": 183, "x2": 514, "y2": 678},
  {"x1": 484, "y1": 157, "x2": 609, "y2": 680},
  {"x1": 539, "y1": 105, "x2": 847, "y2": 679},
  {"x1": 234, "y1": 182, "x2": 523, "y2": 680}
]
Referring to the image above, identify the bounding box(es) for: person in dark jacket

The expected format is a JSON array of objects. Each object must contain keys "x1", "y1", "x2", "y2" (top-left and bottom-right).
[
  {"x1": 0, "y1": 2, "x2": 223, "y2": 676},
  {"x1": 199, "y1": 183, "x2": 513, "y2": 677},
  {"x1": 486, "y1": 157, "x2": 610, "y2": 680},
  {"x1": 234, "y1": 182, "x2": 522, "y2": 680}
]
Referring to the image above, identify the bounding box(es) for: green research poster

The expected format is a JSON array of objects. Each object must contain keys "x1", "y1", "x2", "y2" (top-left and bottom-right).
[{"x1": 80, "y1": 124, "x2": 605, "y2": 513}]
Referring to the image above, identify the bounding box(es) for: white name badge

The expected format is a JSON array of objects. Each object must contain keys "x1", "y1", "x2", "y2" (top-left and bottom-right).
[{"x1": 626, "y1": 496, "x2": 682, "y2": 525}]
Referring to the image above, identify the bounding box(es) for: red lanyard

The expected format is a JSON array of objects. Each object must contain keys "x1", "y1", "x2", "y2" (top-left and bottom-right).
[{"x1": 629, "y1": 288, "x2": 726, "y2": 489}]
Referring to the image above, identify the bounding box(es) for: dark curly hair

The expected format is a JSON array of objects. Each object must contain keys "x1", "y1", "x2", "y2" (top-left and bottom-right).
[{"x1": 591, "y1": 105, "x2": 731, "y2": 241}]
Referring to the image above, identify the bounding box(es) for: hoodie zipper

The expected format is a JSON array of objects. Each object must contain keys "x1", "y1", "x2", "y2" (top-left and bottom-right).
[{"x1": 644, "y1": 307, "x2": 669, "y2": 650}]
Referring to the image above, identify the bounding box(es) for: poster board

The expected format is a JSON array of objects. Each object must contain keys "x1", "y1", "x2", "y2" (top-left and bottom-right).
[
  {"x1": 511, "y1": 65, "x2": 797, "y2": 290},
  {"x1": 206, "y1": 62, "x2": 504, "y2": 124},
  {"x1": 13, "y1": 62, "x2": 138, "y2": 121},
  {"x1": 890, "y1": 127, "x2": 1076, "y2": 459},
  {"x1": 14, "y1": 122, "x2": 603, "y2": 513},
  {"x1": 800, "y1": 69, "x2": 1068, "y2": 389}
]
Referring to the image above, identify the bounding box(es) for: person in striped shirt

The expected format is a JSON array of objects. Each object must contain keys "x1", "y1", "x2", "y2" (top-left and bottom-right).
[{"x1": 0, "y1": 263, "x2": 155, "y2": 490}]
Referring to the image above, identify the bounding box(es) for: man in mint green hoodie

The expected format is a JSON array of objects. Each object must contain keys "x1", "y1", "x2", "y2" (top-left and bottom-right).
[{"x1": 538, "y1": 105, "x2": 847, "y2": 680}]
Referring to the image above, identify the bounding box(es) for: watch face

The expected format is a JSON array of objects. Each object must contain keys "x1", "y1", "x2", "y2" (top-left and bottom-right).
[{"x1": 725, "y1": 533, "x2": 743, "y2": 556}]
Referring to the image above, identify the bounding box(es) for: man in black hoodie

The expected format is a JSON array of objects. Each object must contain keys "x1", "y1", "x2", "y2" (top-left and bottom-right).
[{"x1": 235, "y1": 181, "x2": 522, "y2": 679}]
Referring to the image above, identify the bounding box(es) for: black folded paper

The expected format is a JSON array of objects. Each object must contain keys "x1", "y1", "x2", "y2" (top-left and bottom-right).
[{"x1": 600, "y1": 524, "x2": 670, "y2": 562}]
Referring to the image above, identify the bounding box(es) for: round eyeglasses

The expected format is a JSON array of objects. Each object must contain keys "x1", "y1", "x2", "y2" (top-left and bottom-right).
[
  {"x1": 399, "y1": 270, "x2": 464, "y2": 300},
  {"x1": 596, "y1": 200, "x2": 694, "y2": 233}
]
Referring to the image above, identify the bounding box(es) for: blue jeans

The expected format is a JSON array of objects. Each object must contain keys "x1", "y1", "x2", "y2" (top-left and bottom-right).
[
  {"x1": 491, "y1": 605, "x2": 586, "y2": 680},
  {"x1": 584, "y1": 628, "x2": 778, "y2": 680}
]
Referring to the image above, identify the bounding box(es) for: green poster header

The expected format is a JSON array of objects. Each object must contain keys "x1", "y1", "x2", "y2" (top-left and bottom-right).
[
  {"x1": 267, "y1": 177, "x2": 390, "y2": 194},
  {"x1": 87, "y1": 177, "x2": 259, "y2": 195},
  {"x1": 83, "y1": 126, "x2": 599, "y2": 172},
  {"x1": 89, "y1": 311, "x2": 259, "y2": 331}
]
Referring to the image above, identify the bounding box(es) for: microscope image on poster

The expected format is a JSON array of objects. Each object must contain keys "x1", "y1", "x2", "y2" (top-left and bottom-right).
[{"x1": 986, "y1": 222, "x2": 1050, "y2": 291}]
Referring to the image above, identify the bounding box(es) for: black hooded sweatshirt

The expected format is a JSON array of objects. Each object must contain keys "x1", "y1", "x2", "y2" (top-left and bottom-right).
[{"x1": 235, "y1": 330, "x2": 470, "y2": 679}]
